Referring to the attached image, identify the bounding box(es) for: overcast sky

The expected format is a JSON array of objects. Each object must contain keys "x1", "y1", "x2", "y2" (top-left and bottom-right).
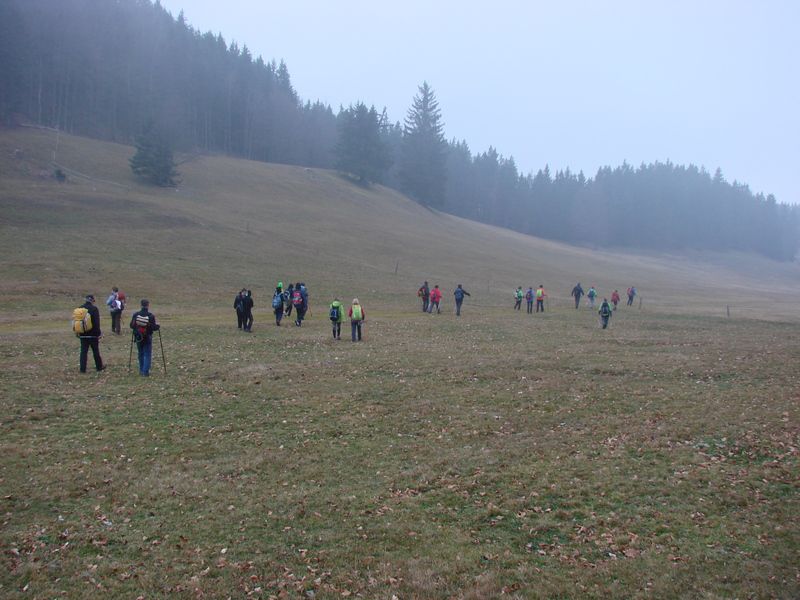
[{"x1": 159, "y1": 0, "x2": 799, "y2": 204}]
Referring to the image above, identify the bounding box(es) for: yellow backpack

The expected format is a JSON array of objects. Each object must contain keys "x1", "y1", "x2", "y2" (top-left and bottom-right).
[{"x1": 72, "y1": 307, "x2": 92, "y2": 335}]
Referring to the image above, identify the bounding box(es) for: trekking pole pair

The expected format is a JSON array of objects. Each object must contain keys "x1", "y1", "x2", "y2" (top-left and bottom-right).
[{"x1": 127, "y1": 329, "x2": 167, "y2": 374}]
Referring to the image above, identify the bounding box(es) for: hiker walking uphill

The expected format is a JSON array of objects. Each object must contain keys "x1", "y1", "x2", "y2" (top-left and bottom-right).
[
  {"x1": 525, "y1": 287, "x2": 534, "y2": 314},
  {"x1": 418, "y1": 281, "x2": 430, "y2": 313},
  {"x1": 627, "y1": 286, "x2": 637, "y2": 306},
  {"x1": 535, "y1": 285, "x2": 547, "y2": 313},
  {"x1": 234, "y1": 288, "x2": 246, "y2": 330},
  {"x1": 571, "y1": 282, "x2": 584, "y2": 309},
  {"x1": 587, "y1": 286, "x2": 598, "y2": 308},
  {"x1": 292, "y1": 282, "x2": 309, "y2": 326},
  {"x1": 349, "y1": 298, "x2": 366, "y2": 341},
  {"x1": 242, "y1": 290, "x2": 254, "y2": 332},
  {"x1": 598, "y1": 297, "x2": 613, "y2": 329},
  {"x1": 73, "y1": 294, "x2": 105, "y2": 373},
  {"x1": 130, "y1": 299, "x2": 160, "y2": 376},
  {"x1": 106, "y1": 286, "x2": 126, "y2": 335},
  {"x1": 329, "y1": 298, "x2": 345, "y2": 339},
  {"x1": 271, "y1": 286, "x2": 285, "y2": 326},
  {"x1": 428, "y1": 284, "x2": 443, "y2": 314},
  {"x1": 514, "y1": 286, "x2": 523, "y2": 311},
  {"x1": 284, "y1": 283, "x2": 294, "y2": 317},
  {"x1": 611, "y1": 289, "x2": 621, "y2": 311},
  {"x1": 453, "y1": 284, "x2": 471, "y2": 316}
]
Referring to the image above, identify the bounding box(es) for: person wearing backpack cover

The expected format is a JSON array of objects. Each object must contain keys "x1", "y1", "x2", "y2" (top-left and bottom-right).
[
  {"x1": 329, "y1": 298, "x2": 345, "y2": 339},
  {"x1": 272, "y1": 286, "x2": 285, "y2": 326},
  {"x1": 130, "y1": 299, "x2": 160, "y2": 376},
  {"x1": 598, "y1": 297, "x2": 613, "y2": 329},
  {"x1": 535, "y1": 285, "x2": 547, "y2": 313},
  {"x1": 242, "y1": 290, "x2": 254, "y2": 332},
  {"x1": 75, "y1": 294, "x2": 105, "y2": 373},
  {"x1": 453, "y1": 284, "x2": 471, "y2": 316},
  {"x1": 348, "y1": 298, "x2": 366, "y2": 341}
]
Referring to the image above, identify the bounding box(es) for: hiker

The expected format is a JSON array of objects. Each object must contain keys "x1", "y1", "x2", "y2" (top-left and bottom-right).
[
  {"x1": 349, "y1": 298, "x2": 365, "y2": 341},
  {"x1": 571, "y1": 282, "x2": 584, "y2": 309},
  {"x1": 106, "y1": 286, "x2": 126, "y2": 335},
  {"x1": 598, "y1": 297, "x2": 613, "y2": 329},
  {"x1": 234, "y1": 288, "x2": 246, "y2": 329},
  {"x1": 627, "y1": 286, "x2": 637, "y2": 306},
  {"x1": 428, "y1": 284, "x2": 443, "y2": 314},
  {"x1": 453, "y1": 284, "x2": 471, "y2": 316},
  {"x1": 587, "y1": 286, "x2": 597, "y2": 308},
  {"x1": 271, "y1": 286, "x2": 284, "y2": 326},
  {"x1": 418, "y1": 281, "x2": 430, "y2": 312},
  {"x1": 76, "y1": 294, "x2": 105, "y2": 373},
  {"x1": 535, "y1": 285, "x2": 547, "y2": 313},
  {"x1": 283, "y1": 283, "x2": 293, "y2": 316},
  {"x1": 525, "y1": 287, "x2": 534, "y2": 314},
  {"x1": 329, "y1": 297, "x2": 345, "y2": 339},
  {"x1": 292, "y1": 282, "x2": 308, "y2": 326},
  {"x1": 242, "y1": 290, "x2": 254, "y2": 332},
  {"x1": 514, "y1": 286, "x2": 523, "y2": 310},
  {"x1": 130, "y1": 299, "x2": 160, "y2": 376},
  {"x1": 611, "y1": 289, "x2": 621, "y2": 310}
]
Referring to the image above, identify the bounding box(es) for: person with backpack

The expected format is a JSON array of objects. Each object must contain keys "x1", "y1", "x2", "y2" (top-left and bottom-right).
[
  {"x1": 598, "y1": 297, "x2": 613, "y2": 329},
  {"x1": 234, "y1": 288, "x2": 246, "y2": 329},
  {"x1": 587, "y1": 286, "x2": 597, "y2": 308},
  {"x1": 284, "y1": 283, "x2": 294, "y2": 317},
  {"x1": 571, "y1": 282, "x2": 584, "y2": 309},
  {"x1": 75, "y1": 294, "x2": 105, "y2": 373},
  {"x1": 106, "y1": 286, "x2": 126, "y2": 335},
  {"x1": 242, "y1": 290, "x2": 254, "y2": 332},
  {"x1": 611, "y1": 289, "x2": 621, "y2": 311},
  {"x1": 525, "y1": 287, "x2": 534, "y2": 314},
  {"x1": 348, "y1": 298, "x2": 365, "y2": 341},
  {"x1": 418, "y1": 281, "x2": 430, "y2": 312},
  {"x1": 428, "y1": 284, "x2": 443, "y2": 314},
  {"x1": 627, "y1": 286, "x2": 637, "y2": 306},
  {"x1": 271, "y1": 286, "x2": 285, "y2": 326},
  {"x1": 535, "y1": 285, "x2": 547, "y2": 313},
  {"x1": 130, "y1": 299, "x2": 160, "y2": 376},
  {"x1": 453, "y1": 284, "x2": 471, "y2": 316},
  {"x1": 292, "y1": 282, "x2": 308, "y2": 326},
  {"x1": 329, "y1": 297, "x2": 345, "y2": 339},
  {"x1": 514, "y1": 286, "x2": 523, "y2": 310}
]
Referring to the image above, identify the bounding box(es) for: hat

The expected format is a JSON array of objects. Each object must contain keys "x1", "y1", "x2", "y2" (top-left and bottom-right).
[
  {"x1": 141, "y1": 299, "x2": 150, "y2": 307},
  {"x1": 85, "y1": 294, "x2": 95, "y2": 302},
  {"x1": 277, "y1": 281, "x2": 283, "y2": 289}
]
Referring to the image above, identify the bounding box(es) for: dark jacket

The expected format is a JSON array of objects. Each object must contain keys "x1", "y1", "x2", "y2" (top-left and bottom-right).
[
  {"x1": 130, "y1": 309, "x2": 160, "y2": 339},
  {"x1": 572, "y1": 285, "x2": 584, "y2": 298},
  {"x1": 242, "y1": 294, "x2": 254, "y2": 314},
  {"x1": 82, "y1": 301, "x2": 102, "y2": 337},
  {"x1": 234, "y1": 293, "x2": 244, "y2": 312}
]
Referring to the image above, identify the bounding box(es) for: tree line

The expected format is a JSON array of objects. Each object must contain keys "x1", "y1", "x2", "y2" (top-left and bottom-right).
[{"x1": 1, "y1": 0, "x2": 797, "y2": 260}]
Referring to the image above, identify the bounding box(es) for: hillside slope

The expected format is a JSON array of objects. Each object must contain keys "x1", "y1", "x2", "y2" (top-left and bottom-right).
[{"x1": 1, "y1": 127, "x2": 798, "y2": 323}]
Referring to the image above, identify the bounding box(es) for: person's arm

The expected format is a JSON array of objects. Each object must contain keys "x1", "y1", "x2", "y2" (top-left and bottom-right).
[
  {"x1": 151, "y1": 313, "x2": 160, "y2": 331},
  {"x1": 465, "y1": 290, "x2": 471, "y2": 296}
]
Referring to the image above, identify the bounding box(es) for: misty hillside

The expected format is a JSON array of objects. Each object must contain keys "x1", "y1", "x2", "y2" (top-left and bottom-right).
[
  {"x1": 1, "y1": 128, "x2": 799, "y2": 325},
  {"x1": 1, "y1": 0, "x2": 798, "y2": 260}
]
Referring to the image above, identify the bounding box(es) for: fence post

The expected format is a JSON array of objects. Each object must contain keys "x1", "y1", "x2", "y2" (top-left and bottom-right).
[{"x1": 726, "y1": 305, "x2": 730, "y2": 318}]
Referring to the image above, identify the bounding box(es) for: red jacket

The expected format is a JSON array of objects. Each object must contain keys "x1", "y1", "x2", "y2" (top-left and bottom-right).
[
  {"x1": 611, "y1": 291, "x2": 620, "y2": 303},
  {"x1": 430, "y1": 288, "x2": 442, "y2": 302}
]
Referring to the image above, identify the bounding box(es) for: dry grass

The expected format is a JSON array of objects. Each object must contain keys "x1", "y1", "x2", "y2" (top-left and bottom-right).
[{"x1": 0, "y1": 128, "x2": 798, "y2": 598}]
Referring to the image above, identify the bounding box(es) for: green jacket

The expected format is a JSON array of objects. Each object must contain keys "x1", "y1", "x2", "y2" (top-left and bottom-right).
[{"x1": 329, "y1": 300, "x2": 345, "y2": 323}]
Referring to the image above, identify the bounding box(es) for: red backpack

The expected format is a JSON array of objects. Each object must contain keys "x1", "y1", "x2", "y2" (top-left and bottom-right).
[{"x1": 291, "y1": 290, "x2": 303, "y2": 306}]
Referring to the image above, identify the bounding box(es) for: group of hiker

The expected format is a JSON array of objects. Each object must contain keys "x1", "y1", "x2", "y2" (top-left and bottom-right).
[
  {"x1": 417, "y1": 281, "x2": 472, "y2": 316},
  {"x1": 570, "y1": 283, "x2": 637, "y2": 329},
  {"x1": 514, "y1": 285, "x2": 547, "y2": 313},
  {"x1": 72, "y1": 288, "x2": 160, "y2": 376}
]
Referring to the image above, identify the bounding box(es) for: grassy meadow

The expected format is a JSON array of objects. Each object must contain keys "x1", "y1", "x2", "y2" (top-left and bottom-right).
[{"x1": 1, "y1": 128, "x2": 799, "y2": 598}]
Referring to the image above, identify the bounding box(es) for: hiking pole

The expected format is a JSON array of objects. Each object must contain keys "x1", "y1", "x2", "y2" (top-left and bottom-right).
[
  {"x1": 128, "y1": 331, "x2": 134, "y2": 371},
  {"x1": 157, "y1": 329, "x2": 167, "y2": 374}
]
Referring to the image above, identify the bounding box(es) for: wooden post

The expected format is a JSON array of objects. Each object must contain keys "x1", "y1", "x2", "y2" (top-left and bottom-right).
[
  {"x1": 639, "y1": 296, "x2": 642, "y2": 310},
  {"x1": 394, "y1": 260, "x2": 399, "y2": 275},
  {"x1": 726, "y1": 305, "x2": 730, "y2": 318}
]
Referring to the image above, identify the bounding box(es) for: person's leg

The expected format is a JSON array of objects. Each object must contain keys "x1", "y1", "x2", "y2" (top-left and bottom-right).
[
  {"x1": 143, "y1": 339, "x2": 152, "y2": 374},
  {"x1": 90, "y1": 338, "x2": 103, "y2": 370},
  {"x1": 80, "y1": 338, "x2": 89, "y2": 372},
  {"x1": 357, "y1": 322, "x2": 362, "y2": 341},
  {"x1": 137, "y1": 342, "x2": 145, "y2": 374},
  {"x1": 456, "y1": 300, "x2": 462, "y2": 316},
  {"x1": 351, "y1": 321, "x2": 357, "y2": 341}
]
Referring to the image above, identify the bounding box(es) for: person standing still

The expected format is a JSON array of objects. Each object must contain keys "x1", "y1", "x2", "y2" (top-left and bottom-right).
[
  {"x1": 130, "y1": 299, "x2": 160, "y2": 376},
  {"x1": 78, "y1": 294, "x2": 105, "y2": 373},
  {"x1": 453, "y1": 284, "x2": 471, "y2": 316},
  {"x1": 234, "y1": 289, "x2": 246, "y2": 330},
  {"x1": 535, "y1": 285, "x2": 546, "y2": 313},
  {"x1": 418, "y1": 281, "x2": 430, "y2": 312},
  {"x1": 106, "y1": 286, "x2": 125, "y2": 335},
  {"x1": 514, "y1": 287, "x2": 523, "y2": 311},
  {"x1": 242, "y1": 290, "x2": 254, "y2": 332},
  {"x1": 349, "y1": 298, "x2": 365, "y2": 341}
]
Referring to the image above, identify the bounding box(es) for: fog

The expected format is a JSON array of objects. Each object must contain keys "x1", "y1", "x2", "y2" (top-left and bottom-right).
[{"x1": 159, "y1": 0, "x2": 800, "y2": 204}]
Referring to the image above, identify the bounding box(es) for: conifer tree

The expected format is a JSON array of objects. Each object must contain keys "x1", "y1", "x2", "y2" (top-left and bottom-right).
[
  {"x1": 334, "y1": 103, "x2": 391, "y2": 184},
  {"x1": 129, "y1": 124, "x2": 179, "y2": 187},
  {"x1": 399, "y1": 82, "x2": 447, "y2": 207}
]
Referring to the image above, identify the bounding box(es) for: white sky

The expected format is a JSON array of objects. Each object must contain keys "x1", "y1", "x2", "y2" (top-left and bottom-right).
[{"x1": 160, "y1": 0, "x2": 799, "y2": 204}]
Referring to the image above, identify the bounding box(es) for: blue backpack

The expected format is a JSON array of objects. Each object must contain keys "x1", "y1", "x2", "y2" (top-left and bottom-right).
[
  {"x1": 329, "y1": 305, "x2": 340, "y2": 321},
  {"x1": 272, "y1": 293, "x2": 282, "y2": 309}
]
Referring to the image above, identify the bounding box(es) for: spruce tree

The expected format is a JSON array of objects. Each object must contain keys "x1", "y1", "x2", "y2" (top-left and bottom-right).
[
  {"x1": 334, "y1": 103, "x2": 391, "y2": 184},
  {"x1": 399, "y1": 82, "x2": 447, "y2": 207},
  {"x1": 129, "y1": 125, "x2": 179, "y2": 187}
]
